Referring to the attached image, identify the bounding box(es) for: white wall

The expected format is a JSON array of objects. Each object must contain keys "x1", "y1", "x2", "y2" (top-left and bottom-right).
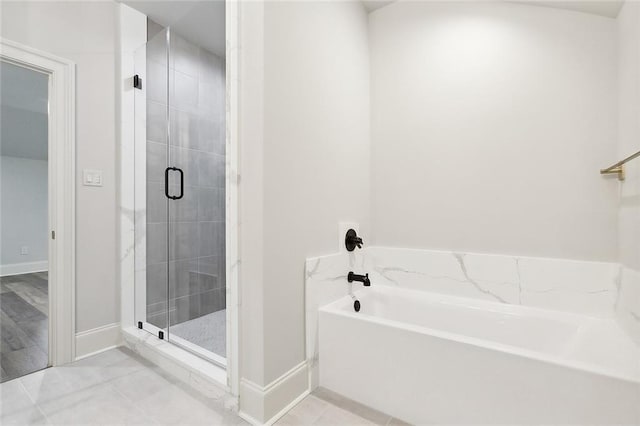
[
  {"x1": 615, "y1": 0, "x2": 640, "y2": 343},
  {"x1": 262, "y1": 0, "x2": 370, "y2": 384},
  {"x1": 238, "y1": 0, "x2": 267, "y2": 401},
  {"x1": 369, "y1": 1, "x2": 619, "y2": 261},
  {"x1": 238, "y1": 0, "x2": 370, "y2": 420},
  {"x1": 1, "y1": 2, "x2": 118, "y2": 332},
  {"x1": 617, "y1": 0, "x2": 640, "y2": 271},
  {"x1": 0, "y1": 156, "x2": 48, "y2": 268}
]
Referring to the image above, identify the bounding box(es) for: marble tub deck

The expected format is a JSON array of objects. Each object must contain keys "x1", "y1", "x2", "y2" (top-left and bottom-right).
[{"x1": 0, "y1": 346, "x2": 400, "y2": 425}]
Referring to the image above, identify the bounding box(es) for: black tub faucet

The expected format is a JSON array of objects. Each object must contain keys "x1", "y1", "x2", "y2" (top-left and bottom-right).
[{"x1": 348, "y1": 272, "x2": 370, "y2": 287}]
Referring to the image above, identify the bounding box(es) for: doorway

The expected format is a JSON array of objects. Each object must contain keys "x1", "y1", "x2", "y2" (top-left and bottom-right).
[
  {"x1": 0, "y1": 60, "x2": 50, "y2": 382},
  {"x1": 0, "y1": 38, "x2": 76, "y2": 379}
]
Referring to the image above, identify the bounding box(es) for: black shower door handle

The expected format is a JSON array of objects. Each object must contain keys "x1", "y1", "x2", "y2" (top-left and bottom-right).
[{"x1": 164, "y1": 167, "x2": 184, "y2": 200}]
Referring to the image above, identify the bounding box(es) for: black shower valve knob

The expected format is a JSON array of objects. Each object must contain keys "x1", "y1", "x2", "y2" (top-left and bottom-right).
[{"x1": 345, "y1": 229, "x2": 363, "y2": 252}]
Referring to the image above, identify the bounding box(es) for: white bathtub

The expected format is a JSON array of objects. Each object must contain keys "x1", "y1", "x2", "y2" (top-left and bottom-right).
[{"x1": 318, "y1": 286, "x2": 640, "y2": 424}]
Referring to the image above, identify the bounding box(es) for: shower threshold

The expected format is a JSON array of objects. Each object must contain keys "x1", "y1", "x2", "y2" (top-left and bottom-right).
[
  {"x1": 122, "y1": 326, "x2": 235, "y2": 409},
  {"x1": 135, "y1": 310, "x2": 227, "y2": 368}
]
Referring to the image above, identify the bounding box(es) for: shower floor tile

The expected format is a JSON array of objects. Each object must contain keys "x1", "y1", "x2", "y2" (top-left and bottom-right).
[{"x1": 170, "y1": 309, "x2": 226, "y2": 357}]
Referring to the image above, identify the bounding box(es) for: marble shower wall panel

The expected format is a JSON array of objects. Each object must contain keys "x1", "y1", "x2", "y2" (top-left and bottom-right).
[
  {"x1": 365, "y1": 247, "x2": 620, "y2": 317},
  {"x1": 146, "y1": 28, "x2": 226, "y2": 327},
  {"x1": 616, "y1": 267, "x2": 640, "y2": 344},
  {"x1": 305, "y1": 250, "x2": 366, "y2": 390}
]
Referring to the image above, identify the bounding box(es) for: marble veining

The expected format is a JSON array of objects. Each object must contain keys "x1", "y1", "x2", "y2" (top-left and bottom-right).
[
  {"x1": 453, "y1": 252, "x2": 508, "y2": 303},
  {"x1": 119, "y1": 206, "x2": 138, "y2": 263}
]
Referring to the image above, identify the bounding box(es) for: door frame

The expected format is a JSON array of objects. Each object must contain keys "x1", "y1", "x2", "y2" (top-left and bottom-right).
[
  {"x1": 0, "y1": 38, "x2": 77, "y2": 366},
  {"x1": 225, "y1": 0, "x2": 240, "y2": 398}
]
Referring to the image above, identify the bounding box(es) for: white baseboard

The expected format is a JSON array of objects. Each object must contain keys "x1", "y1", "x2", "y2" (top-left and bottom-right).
[
  {"x1": 75, "y1": 322, "x2": 123, "y2": 360},
  {"x1": 239, "y1": 361, "x2": 309, "y2": 425},
  {"x1": 0, "y1": 261, "x2": 48, "y2": 277}
]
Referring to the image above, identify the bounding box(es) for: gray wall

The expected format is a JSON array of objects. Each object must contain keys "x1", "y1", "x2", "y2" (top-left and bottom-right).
[
  {"x1": 145, "y1": 25, "x2": 226, "y2": 327},
  {"x1": 0, "y1": 60, "x2": 49, "y2": 271},
  {"x1": 0, "y1": 156, "x2": 48, "y2": 267}
]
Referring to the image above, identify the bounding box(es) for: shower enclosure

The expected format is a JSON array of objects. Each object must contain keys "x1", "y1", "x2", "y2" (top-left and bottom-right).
[{"x1": 133, "y1": 24, "x2": 226, "y2": 365}]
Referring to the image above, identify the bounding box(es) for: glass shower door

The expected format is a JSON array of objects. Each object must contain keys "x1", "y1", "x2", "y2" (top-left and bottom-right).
[
  {"x1": 134, "y1": 26, "x2": 170, "y2": 338},
  {"x1": 166, "y1": 29, "x2": 226, "y2": 364},
  {"x1": 134, "y1": 25, "x2": 226, "y2": 365}
]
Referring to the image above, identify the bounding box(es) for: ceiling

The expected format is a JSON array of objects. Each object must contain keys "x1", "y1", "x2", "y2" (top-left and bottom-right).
[
  {"x1": 122, "y1": 0, "x2": 225, "y2": 57},
  {"x1": 0, "y1": 61, "x2": 48, "y2": 161},
  {"x1": 121, "y1": 0, "x2": 622, "y2": 56},
  {"x1": 513, "y1": 0, "x2": 625, "y2": 18},
  {"x1": 363, "y1": 0, "x2": 625, "y2": 18},
  {"x1": 362, "y1": 0, "x2": 396, "y2": 12}
]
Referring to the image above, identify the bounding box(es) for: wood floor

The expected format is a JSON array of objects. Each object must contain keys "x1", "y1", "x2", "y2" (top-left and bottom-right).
[{"x1": 0, "y1": 272, "x2": 48, "y2": 383}]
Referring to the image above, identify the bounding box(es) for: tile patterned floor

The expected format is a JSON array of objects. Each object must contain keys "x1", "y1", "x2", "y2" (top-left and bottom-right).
[
  {"x1": 0, "y1": 347, "x2": 244, "y2": 425},
  {"x1": 276, "y1": 388, "x2": 409, "y2": 426},
  {"x1": 0, "y1": 347, "x2": 403, "y2": 426},
  {"x1": 0, "y1": 272, "x2": 49, "y2": 383}
]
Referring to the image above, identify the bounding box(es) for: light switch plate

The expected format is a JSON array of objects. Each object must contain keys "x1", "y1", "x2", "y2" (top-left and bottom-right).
[{"x1": 83, "y1": 169, "x2": 103, "y2": 187}]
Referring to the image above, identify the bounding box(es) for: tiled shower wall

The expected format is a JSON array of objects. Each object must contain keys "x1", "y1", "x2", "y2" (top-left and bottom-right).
[{"x1": 145, "y1": 22, "x2": 226, "y2": 327}]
